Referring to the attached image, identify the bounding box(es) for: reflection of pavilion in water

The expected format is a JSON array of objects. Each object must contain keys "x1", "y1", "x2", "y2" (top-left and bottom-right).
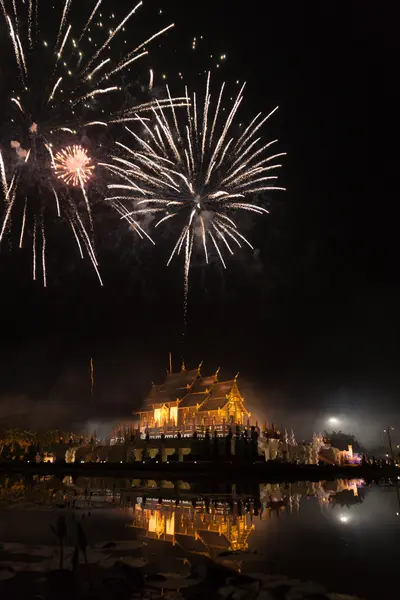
[
  {"x1": 129, "y1": 498, "x2": 255, "y2": 558},
  {"x1": 127, "y1": 481, "x2": 366, "y2": 559}
]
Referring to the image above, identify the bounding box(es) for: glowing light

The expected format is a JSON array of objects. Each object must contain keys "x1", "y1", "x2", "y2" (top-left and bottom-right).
[
  {"x1": 0, "y1": 0, "x2": 184, "y2": 285},
  {"x1": 90, "y1": 357, "x2": 94, "y2": 397},
  {"x1": 48, "y1": 77, "x2": 62, "y2": 103},
  {"x1": 105, "y1": 74, "x2": 285, "y2": 315},
  {"x1": 77, "y1": 0, "x2": 102, "y2": 43},
  {"x1": 56, "y1": 0, "x2": 72, "y2": 49},
  {"x1": 54, "y1": 145, "x2": 94, "y2": 186},
  {"x1": 0, "y1": 151, "x2": 8, "y2": 200},
  {"x1": 58, "y1": 23, "x2": 71, "y2": 59},
  {"x1": 19, "y1": 198, "x2": 27, "y2": 248}
]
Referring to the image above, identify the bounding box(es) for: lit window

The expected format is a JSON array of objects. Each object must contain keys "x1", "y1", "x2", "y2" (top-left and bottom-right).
[
  {"x1": 170, "y1": 406, "x2": 178, "y2": 424},
  {"x1": 154, "y1": 408, "x2": 162, "y2": 425}
]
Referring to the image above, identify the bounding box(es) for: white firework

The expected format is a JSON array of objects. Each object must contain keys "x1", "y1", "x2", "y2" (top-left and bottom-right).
[
  {"x1": 103, "y1": 74, "x2": 286, "y2": 305},
  {"x1": 0, "y1": 0, "x2": 178, "y2": 285}
]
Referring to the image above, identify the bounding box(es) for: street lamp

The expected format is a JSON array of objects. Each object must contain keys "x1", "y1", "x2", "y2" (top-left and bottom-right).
[{"x1": 383, "y1": 426, "x2": 395, "y2": 462}]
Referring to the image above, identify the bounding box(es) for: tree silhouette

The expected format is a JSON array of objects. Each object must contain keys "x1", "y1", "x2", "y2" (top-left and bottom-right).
[{"x1": 324, "y1": 430, "x2": 367, "y2": 454}]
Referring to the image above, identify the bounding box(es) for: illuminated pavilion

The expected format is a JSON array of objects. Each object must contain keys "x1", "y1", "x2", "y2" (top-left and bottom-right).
[{"x1": 136, "y1": 360, "x2": 250, "y2": 435}]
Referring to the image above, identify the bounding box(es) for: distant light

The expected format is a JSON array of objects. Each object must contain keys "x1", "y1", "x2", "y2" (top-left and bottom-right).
[
  {"x1": 339, "y1": 515, "x2": 349, "y2": 523},
  {"x1": 328, "y1": 417, "x2": 339, "y2": 425}
]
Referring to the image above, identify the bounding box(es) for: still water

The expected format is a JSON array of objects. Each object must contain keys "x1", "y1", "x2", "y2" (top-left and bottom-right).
[{"x1": 0, "y1": 474, "x2": 398, "y2": 599}]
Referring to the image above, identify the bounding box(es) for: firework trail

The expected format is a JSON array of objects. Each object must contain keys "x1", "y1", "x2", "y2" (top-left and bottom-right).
[
  {"x1": 0, "y1": 0, "x2": 176, "y2": 284},
  {"x1": 104, "y1": 74, "x2": 286, "y2": 317},
  {"x1": 90, "y1": 357, "x2": 94, "y2": 398}
]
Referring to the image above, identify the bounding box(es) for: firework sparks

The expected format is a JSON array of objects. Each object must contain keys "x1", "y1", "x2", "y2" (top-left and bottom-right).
[
  {"x1": 57, "y1": 23, "x2": 71, "y2": 60},
  {"x1": 90, "y1": 357, "x2": 94, "y2": 398},
  {"x1": 32, "y1": 218, "x2": 37, "y2": 280},
  {"x1": 54, "y1": 145, "x2": 94, "y2": 187},
  {"x1": 19, "y1": 198, "x2": 27, "y2": 248},
  {"x1": 105, "y1": 75, "x2": 286, "y2": 311},
  {"x1": 0, "y1": 151, "x2": 8, "y2": 201},
  {"x1": 47, "y1": 77, "x2": 62, "y2": 104},
  {"x1": 0, "y1": 0, "x2": 176, "y2": 284},
  {"x1": 56, "y1": 0, "x2": 71, "y2": 49},
  {"x1": 41, "y1": 221, "x2": 47, "y2": 288},
  {"x1": 77, "y1": 0, "x2": 102, "y2": 44},
  {"x1": 28, "y1": 0, "x2": 33, "y2": 47},
  {"x1": 82, "y1": 2, "x2": 144, "y2": 75}
]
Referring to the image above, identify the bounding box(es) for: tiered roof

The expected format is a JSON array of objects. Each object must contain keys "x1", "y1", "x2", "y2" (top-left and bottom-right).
[
  {"x1": 138, "y1": 363, "x2": 247, "y2": 414},
  {"x1": 141, "y1": 368, "x2": 199, "y2": 409},
  {"x1": 198, "y1": 380, "x2": 236, "y2": 412},
  {"x1": 178, "y1": 373, "x2": 218, "y2": 408}
]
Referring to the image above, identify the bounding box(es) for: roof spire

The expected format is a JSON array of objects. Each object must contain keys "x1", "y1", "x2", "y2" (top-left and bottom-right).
[
  {"x1": 169, "y1": 352, "x2": 172, "y2": 374},
  {"x1": 215, "y1": 366, "x2": 220, "y2": 379},
  {"x1": 234, "y1": 371, "x2": 240, "y2": 381},
  {"x1": 197, "y1": 360, "x2": 203, "y2": 374},
  {"x1": 181, "y1": 358, "x2": 186, "y2": 372}
]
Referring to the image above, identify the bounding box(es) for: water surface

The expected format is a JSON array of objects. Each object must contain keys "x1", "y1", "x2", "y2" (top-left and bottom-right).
[{"x1": 0, "y1": 474, "x2": 398, "y2": 599}]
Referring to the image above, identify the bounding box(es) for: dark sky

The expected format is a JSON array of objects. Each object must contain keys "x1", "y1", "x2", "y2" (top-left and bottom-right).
[{"x1": 0, "y1": 1, "x2": 397, "y2": 441}]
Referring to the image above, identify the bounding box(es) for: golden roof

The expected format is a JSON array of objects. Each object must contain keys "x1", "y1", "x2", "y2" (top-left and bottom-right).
[{"x1": 138, "y1": 366, "x2": 244, "y2": 413}]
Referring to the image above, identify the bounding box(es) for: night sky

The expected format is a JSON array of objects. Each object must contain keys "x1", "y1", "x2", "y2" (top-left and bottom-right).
[{"x1": 0, "y1": 1, "x2": 397, "y2": 443}]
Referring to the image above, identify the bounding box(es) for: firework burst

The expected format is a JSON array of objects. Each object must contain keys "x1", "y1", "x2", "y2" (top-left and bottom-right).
[
  {"x1": 0, "y1": 0, "x2": 177, "y2": 284},
  {"x1": 55, "y1": 146, "x2": 94, "y2": 187},
  {"x1": 103, "y1": 74, "x2": 286, "y2": 309}
]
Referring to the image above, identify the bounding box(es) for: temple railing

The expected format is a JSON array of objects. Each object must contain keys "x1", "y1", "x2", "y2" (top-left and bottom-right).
[
  {"x1": 141, "y1": 423, "x2": 253, "y2": 439},
  {"x1": 108, "y1": 423, "x2": 257, "y2": 445}
]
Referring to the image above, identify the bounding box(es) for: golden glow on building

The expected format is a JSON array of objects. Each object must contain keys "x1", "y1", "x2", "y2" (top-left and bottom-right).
[
  {"x1": 137, "y1": 363, "x2": 250, "y2": 433},
  {"x1": 169, "y1": 406, "x2": 178, "y2": 425},
  {"x1": 130, "y1": 499, "x2": 255, "y2": 557}
]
